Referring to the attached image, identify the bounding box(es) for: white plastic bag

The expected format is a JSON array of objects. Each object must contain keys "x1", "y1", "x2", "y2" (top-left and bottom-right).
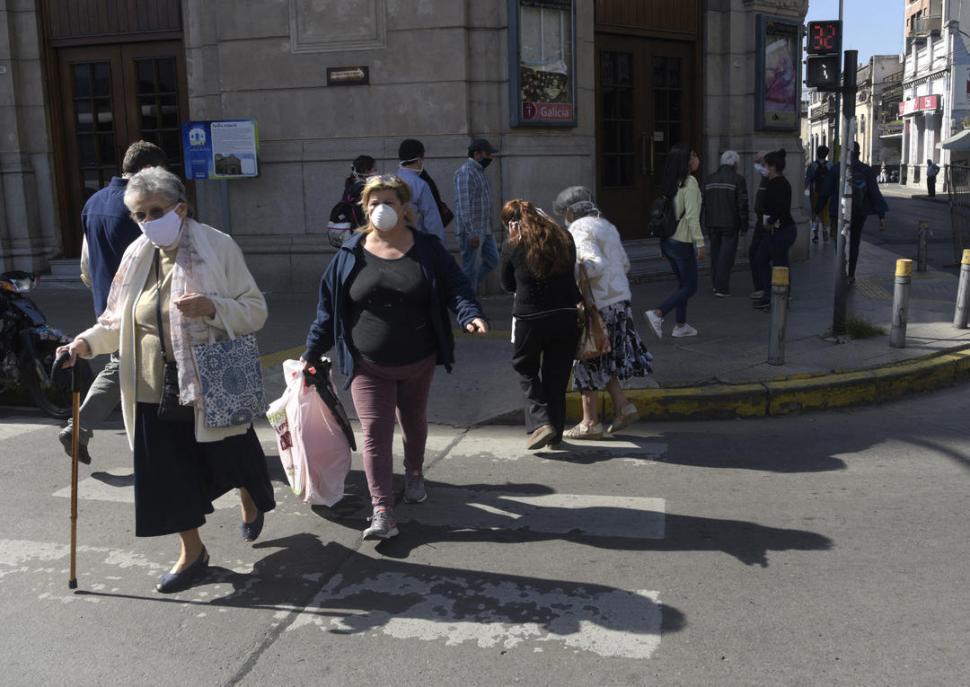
[{"x1": 267, "y1": 359, "x2": 351, "y2": 506}]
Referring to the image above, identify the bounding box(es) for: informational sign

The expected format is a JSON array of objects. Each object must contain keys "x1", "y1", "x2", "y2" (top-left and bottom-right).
[
  {"x1": 508, "y1": 0, "x2": 577, "y2": 128},
  {"x1": 756, "y1": 15, "x2": 801, "y2": 131},
  {"x1": 182, "y1": 119, "x2": 259, "y2": 180},
  {"x1": 899, "y1": 95, "x2": 941, "y2": 116}
]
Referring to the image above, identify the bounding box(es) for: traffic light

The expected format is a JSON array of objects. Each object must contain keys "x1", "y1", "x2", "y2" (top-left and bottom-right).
[
  {"x1": 805, "y1": 20, "x2": 842, "y2": 90},
  {"x1": 807, "y1": 54, "x2": 841, "y2": 90}
]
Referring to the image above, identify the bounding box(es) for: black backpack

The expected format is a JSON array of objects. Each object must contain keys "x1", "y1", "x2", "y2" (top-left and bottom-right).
[
  {"x1": 647, "y1": 194, "x2": 684, "y2": 239},
  {"x1": 850, "y1": 164, "x2": 871, "y2": 217},
  {"x1": 327, "y1": 181, "x2": 366, "y2": 247}
]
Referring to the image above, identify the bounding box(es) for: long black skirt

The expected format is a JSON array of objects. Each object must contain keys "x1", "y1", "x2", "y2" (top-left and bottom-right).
[{"x1": 133, "y1": 403, "x2": 276, "y2": 537}]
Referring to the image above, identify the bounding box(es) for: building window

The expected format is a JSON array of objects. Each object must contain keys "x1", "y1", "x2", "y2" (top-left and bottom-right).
[{"x1": 508, "y1": 0, "x2": 577, "y2": 127}]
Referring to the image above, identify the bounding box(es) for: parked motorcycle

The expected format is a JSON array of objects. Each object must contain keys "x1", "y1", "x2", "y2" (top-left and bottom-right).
[{"x1": 0, "y1": 271, "x2": 91, "y2": 418}]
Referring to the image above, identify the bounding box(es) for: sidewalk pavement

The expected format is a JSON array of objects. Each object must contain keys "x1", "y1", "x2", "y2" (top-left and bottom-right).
[
  {"x1": 880, "y1": 183, "x2": 949, "y2": 205},
  {"x1": 25, "y1": 234, "x2": 970, "y2": 428}
]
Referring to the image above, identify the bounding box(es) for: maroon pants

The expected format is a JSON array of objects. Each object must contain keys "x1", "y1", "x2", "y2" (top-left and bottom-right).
[{"x1": 350, "y1": 354, "x2": 436, "y2": 508}]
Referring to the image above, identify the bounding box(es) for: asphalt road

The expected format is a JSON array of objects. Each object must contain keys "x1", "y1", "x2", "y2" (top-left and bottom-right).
[
  {"x1": 862, "y1": 189, "x2": 957, "y2": 273},
  {"x1": 2, "y1": 385, "x2": 970, "y2": 685}
]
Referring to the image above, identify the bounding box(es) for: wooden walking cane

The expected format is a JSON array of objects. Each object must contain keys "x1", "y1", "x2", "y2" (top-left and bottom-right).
[
  {"x1": 68, "y1": 359, "x2": 80, "y2": 590},
  {"x1": 54, "y1": 351, "x2": 80, "y2": 590}
]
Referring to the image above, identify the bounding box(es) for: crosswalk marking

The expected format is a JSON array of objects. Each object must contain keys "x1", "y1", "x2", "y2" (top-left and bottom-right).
[
  {"x1": 397, "y1": 488, "x2": 665, "y2": 539},
  {"x1": 290, "y1": 572, "x2": 663, "y2": 659},
  {"x1": 52, "y1": 468, "x2": 239, "y2": 510}
]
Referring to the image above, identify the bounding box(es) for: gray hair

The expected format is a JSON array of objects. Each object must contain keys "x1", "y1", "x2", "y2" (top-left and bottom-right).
[
  {"x1": 553, "y1": 185, "x2": 600, "y2": 219},
  {"x1": 124, "y1": 166, "x2": 187, "y2": 209},
  {"x1": 720, "y1": 150, "x2": 739, "y2": 167}
]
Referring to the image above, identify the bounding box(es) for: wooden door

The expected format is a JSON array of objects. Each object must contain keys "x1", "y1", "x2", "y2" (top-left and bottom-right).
[
  {"x1": 596, "y1": 36, "x2": 695, "y2": 239},
  {"x1": 56, "y1": 42, "x2": 188, "y2": 256}
]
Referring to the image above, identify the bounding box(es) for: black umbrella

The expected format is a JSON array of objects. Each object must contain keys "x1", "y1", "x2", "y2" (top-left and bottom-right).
[{"x1": 303, "y1": 360, "x2": 357, "y2": 451}]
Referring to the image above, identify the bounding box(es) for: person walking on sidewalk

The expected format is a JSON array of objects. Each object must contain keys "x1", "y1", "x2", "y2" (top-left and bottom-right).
[
  {"x1": 749, "y1": 152, "x2": 770, "y2": 301},
  {"x1": 752, "y1": 149, "x2": 797, "y2": 310},
  {"x1": 645, "y1": 144, "x2": 705, "y2": 338},
  {"x1": 500, "y1": 200, "x2": 581, "y2": 451},
  {"x1": 328, "y1": 155, "x2": 377, "y2": 237},
  {"x1": 55, "y1": 167, "x2": 276, "y2": 594},
  {"x1": 554, "y1": 186, "x2": 652, "y2": 440},
  {"x1": 926, "y1": 158, "x2": 940, "y2": 198},
  {"x1": 58, "y1": 140, "x2": 168, "y2": 465},
  {"x1": 303, "y1": 175, "x2": 488, "y2": 541},
  {"x1": 703, "y1": 150, "x2": 749, "y2": 297},
  {"x1": 454, "y1": 138, "x2": 500, "y2": 290},
  {"x1": 396, "y1": 139, "x2": 446, "y2": 241},
  {"x1": 817, "y1": 142, "x2": 889, "y2": 284},
  {"x1": 805, "y1": 145, "x2": 831, "y2": 242}
]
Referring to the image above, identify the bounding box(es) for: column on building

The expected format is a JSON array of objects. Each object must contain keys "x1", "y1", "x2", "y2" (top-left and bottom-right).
[{"x1": 0, "y1": 5, "x2": 60, "y2": 273}]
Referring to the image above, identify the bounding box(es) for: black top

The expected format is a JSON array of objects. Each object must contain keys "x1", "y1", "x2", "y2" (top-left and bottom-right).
[
  {"x1": 500, "y1": 235, "x2": 581, "y2": 318},
  {"x1": 347, "y1": 243, "x2": 437, "y2": 366},
  {"x1": 763, "y1": 175, "x2": 794, "y2": 228}
]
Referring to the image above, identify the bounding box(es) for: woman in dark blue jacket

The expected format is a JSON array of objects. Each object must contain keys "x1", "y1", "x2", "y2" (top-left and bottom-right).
[{"x1": 303, "y1": 175, "x2": 488, "y2": 540}]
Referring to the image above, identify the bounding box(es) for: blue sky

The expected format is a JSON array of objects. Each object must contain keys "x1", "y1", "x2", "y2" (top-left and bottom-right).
[{"x1": 806, "y1": 0, "x2": 904, "y2": 64}]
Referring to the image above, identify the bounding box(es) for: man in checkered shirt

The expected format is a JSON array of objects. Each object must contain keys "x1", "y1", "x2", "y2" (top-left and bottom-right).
[{"x1": 454, "y1": 138, "x2": 499, "y2": 290}]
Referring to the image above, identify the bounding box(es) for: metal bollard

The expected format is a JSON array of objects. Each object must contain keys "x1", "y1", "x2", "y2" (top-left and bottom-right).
[
  {"x1": 890, "y1": 259, "x2": 912, "y2": 349},
  {"x1": 767, "y1": 266, "x2": 789, "y2": 366},
  {"x1": 916, "y1": 220, "x2": 929, "y2": 272},
  {"x1": 953, "y1": 249, "x2": 970, "y2": 328}
]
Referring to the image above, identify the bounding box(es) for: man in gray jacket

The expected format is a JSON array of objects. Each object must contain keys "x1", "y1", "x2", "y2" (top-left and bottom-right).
[{"x1": 703, "y1": 150, "x2": 750, "y2": 296}]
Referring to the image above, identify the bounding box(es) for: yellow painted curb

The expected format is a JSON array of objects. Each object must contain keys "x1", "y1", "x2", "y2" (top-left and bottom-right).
[{"x1": 564, "y1": 346, "x2": 970, "y2": 422}]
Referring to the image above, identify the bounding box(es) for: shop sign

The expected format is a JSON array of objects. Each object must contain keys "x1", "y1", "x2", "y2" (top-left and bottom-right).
[
  {"x1": 182, "y1": 120, "x2": 259, "y2": 180},
  {"x1": 508, "y1": 0, "x2": 577, "y2": 128},
  {"x1": 899, "y1": 95, "x2": 940, "y2": 116}
]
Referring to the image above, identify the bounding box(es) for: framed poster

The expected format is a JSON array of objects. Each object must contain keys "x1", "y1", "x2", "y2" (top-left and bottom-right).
[
  {"x1": 182, "y1": 119, "x2": 260, "y2": 180},
  {"x1": 508, "y1": 0, "x2": 577, "y2": 128},
  {"x1": 756, "y1": 15, "x2": 802, "y2": 131}
]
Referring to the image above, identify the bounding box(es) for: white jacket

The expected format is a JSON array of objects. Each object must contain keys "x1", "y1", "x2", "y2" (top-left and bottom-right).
[
  {"x1": 569, "y1": 216, "x2": 632, "y2": 309},
  {"x1": 79, "y1": 220, "x2": 268, "y2": 448}
]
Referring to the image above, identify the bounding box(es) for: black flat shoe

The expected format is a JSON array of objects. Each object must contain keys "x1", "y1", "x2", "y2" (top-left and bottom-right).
[
  {"x1": 156, "y1": 547, "x2": 209, "y2": 594},
  {"x1": 240, "y1": 510, "x2": 264, "y2": 542}
]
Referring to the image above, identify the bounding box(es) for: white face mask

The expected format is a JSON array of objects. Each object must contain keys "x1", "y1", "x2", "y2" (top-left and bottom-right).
[
  {"x1": 139, "y1": 207, "x2": 183, "y2": 247},
  {"x1": 754, "y1": 163, "x2": 768, "y2": 177},
  {"x1": 370, "y1": 204, "x2": 399, "y2": 232}
]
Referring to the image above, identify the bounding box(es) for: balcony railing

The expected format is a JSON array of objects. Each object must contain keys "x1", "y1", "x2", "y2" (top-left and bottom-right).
[{"x1": 910, "y1": 14, "x2": 942, "y2": 37}]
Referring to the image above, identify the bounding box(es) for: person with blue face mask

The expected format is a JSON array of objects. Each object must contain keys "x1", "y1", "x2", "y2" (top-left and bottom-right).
[{"x1": 55, "y1": 167, "x2": 275, "y2": 595}]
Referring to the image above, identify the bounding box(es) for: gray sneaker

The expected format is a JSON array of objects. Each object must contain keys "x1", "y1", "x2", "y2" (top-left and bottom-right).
[
  {"x1": 58, "y1": 425, "x2": 92, "y2": 465},
  {"x1": 362, "y1": 507, "x2": 399, "y2": 540},
  {"x1": 403, "y1": 472, "x2": 428, "y2": 504}
]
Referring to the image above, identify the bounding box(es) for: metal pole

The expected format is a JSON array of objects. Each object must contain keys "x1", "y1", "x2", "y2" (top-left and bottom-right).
[
  {"x1": 916, "y1": 219, "x2": 929, "y2": 272},
  {"x1": 833, "y1": 50, "x2": 859, "y2": 336},
  {"x1": 891, "y1": 259, "x2": 913, "y2": 348},
  {"x1": 833, "y1": 0, "x2": 845, "y2": 157},
  {"x1": 953, "y1": 249, "x2": 970, "y2": 327},
  {"x1": 768, "y1": 266, "x2": 790, "y2": 365}
]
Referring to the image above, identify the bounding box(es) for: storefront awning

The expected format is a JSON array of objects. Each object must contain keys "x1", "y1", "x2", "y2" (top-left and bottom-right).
[{"x1": 942, "y1": 129, "x2": 970, "y2": 151}]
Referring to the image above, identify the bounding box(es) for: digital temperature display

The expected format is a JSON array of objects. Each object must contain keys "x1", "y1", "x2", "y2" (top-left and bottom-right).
[{"x1": 808, "y1": 20, "x2": 842, "y2": 55}]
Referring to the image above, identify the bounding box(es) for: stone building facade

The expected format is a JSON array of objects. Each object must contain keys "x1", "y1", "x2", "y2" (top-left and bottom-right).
[{"x1": 0, "y1": 0, "x2": 809, "y2": 290}]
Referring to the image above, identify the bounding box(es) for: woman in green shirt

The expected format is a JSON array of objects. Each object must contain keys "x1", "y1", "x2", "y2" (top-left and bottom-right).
[{"x1": 645, "y1": 144, "x2": 706, "y2": 338}]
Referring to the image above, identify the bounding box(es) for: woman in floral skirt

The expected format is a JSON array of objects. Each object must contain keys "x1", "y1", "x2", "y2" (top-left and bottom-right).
[{"x1": 553, "y1": 186, "x2": 653, "y2": 439}]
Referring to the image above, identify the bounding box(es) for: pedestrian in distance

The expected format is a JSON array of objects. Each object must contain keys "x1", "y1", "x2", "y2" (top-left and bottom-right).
[
  {"x1": 805, "y1": 145, "x2": 831, "y2": 242},
  {"x1": 303, "y1": 175, "x2": 489, "y2": 541},
  {"x1": 703, "y1": 150, "x2": 749, "y2": 297},
  {"x1": 645, "y1": 144, "x2": 705, "y2": 338},
  {"x1": 500, "y1": 199, "x2": 582, "y2": 451},
  {"x1": 454, "y1": 138, "x2": 500, "y2": 291},
  {"x1": 554, "y1": 186, "x2": 652, "y2": 440},
  {"x1": 58, "y1": 141, "x2": 169, "y2": 465},
  {"x1": 749, "y1": 151, "x2": 770, "y2": 301},
  {"x1": 328, "y1": 155, "x2": 377, "y2": 241},
  {"x1": 55, "y1": 167, "x2": 276, "y2": 594},
  {"x1": 396, "y1": 139, "x2": 446, "y2": 242},
  {"x1": 752, "y1": 149, "x2": 797, "y2": 310},
  {"x1": 926, "y1": 158, "x2": 940, "y2": 198}
]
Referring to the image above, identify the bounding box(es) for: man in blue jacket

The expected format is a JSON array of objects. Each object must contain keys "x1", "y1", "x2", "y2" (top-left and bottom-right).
[
  {"x1": 59, "y1": 140, "x2": 167, "y2": 464},
  {"x1": 818, "y1": 142, "x2": 889, "y2": 284}
]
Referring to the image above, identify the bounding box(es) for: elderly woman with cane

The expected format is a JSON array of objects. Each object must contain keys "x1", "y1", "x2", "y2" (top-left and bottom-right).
[
  {"x1": 56, "y1": 167, "x2": 275, "y2": 594},
  {"x1": 303, "y1": 174, "x2": 488, "y2": 541}
]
